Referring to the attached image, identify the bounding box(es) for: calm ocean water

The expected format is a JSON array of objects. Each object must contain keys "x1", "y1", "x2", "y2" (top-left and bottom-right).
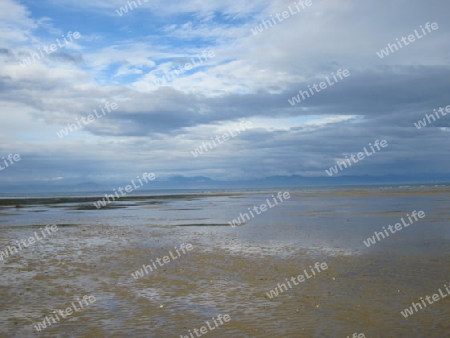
[{"x1": 1, "y1": 185, "x2": 449, "y2": 256}]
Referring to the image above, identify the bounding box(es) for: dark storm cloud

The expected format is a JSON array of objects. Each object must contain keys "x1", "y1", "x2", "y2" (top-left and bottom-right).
[{"x1": 73, "y1": 65, "x2": 450, "y2": 138}]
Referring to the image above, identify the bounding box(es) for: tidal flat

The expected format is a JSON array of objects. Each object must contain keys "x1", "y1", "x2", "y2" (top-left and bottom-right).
[{"x1": 0, "y1": 186, "x2": 449, "y2": 337}]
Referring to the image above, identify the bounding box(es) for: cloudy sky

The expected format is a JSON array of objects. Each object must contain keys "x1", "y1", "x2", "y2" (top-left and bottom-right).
[{"x1": 0, "y1": 0, "x2": 449, "y2": 186}]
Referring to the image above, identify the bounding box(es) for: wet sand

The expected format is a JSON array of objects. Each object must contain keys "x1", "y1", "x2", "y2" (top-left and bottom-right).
[{"x1": 0, "y1": 187, "x2": 449, "y2": 337}]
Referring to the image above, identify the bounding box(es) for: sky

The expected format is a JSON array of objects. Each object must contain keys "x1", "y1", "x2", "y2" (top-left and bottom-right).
[{"x1": 0, "y1": 0, "x2": 449, "y2": 186}]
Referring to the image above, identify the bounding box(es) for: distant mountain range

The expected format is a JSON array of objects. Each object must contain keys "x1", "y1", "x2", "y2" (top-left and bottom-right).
[{"x1": 1, "y1": 174, "x2": 449, "y2": 193}]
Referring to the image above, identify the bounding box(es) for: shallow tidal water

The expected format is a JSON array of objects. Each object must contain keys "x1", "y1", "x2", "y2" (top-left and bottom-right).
[{"x1": 0, "y1": 186, "x2": 449, "y2": 337}]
